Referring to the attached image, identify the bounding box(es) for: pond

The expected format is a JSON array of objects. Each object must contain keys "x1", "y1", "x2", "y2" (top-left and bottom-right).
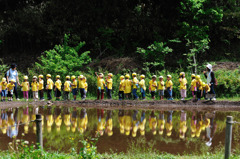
[{"x1": 0, "y1": 105, "x2": 240, "y2": 155}]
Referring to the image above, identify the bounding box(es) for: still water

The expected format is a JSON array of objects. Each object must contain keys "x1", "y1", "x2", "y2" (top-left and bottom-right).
[{"x1": 0, "y1": 106, "x2": 240, "y2": 155}]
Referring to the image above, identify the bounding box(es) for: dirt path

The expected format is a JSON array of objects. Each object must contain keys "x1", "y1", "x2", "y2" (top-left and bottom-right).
[{"x1": 1, "y1": 100, "x2": 240, "y2": 111}]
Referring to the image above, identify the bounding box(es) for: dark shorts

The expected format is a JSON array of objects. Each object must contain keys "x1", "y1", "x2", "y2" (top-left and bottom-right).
[
  {"x1": 7, "y1": 91, "x2": 13, "y2": 97},
  {"x1": 72, "y1": 88, "x2": 78, "y2": 95},
  {"x1": 56, "y1": 89, "x2": 61, "y2": 97}
]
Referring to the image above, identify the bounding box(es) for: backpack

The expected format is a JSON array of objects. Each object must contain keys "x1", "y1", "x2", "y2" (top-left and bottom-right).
[{"x1": 4, "y1": 70, "x2": 11, "y2": 80}]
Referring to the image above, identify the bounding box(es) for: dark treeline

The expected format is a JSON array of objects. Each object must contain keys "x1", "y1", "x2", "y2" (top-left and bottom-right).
[{"x1": 0, "y1": 0, "x2": 240, "y2": 71}]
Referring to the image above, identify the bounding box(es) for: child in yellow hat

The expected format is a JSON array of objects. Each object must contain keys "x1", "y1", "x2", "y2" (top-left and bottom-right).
[
  {"x1": 64, "y1": 76, "x2": 71, "y2": 100},
  {"x1": 78, "y1": 75, "x2": 85, "y2": 100},
  {"x1": 95, "y1": 72, "x2": 106, "y2": 100},
  {"x1": 132, "y1": 73, "x2": 139, "y2": 100},
  {"x1": 20, "y1": 76, "x2": 29, "y2": 101},
  {"x1": 106, "y1": 73, "x2": 113, "y2": 99},
  {"x1": 158, "y1": 76, "x2": 165, "y2": 100},
  {"x1": 38, "y1": 75, "x2": 44, "y2": 100},
  {"x1": 123, "y1": 74, "x2": 132, "y2": 99},
  {"x1": 139, "y1": 75, "x2": 146, "y2": 100},
  {"x1": 0, "y1": 78, "x2": 8, "y2": 101},
  {"x1": 7, "y1": 79, "x2": 15, "y2": 101},
  {"x1": 166, "y1": 75, "x2": 173, "y2": 100},
  {"x1": 149, "y1": 75, "x2": 157, "y2": 100},
  {"x1": 191, "y1": 74, "x2": 197, "y2": 100},
  {"x1": 71, "y1": 76, "x2": 78, "y2": 101},
  {"x1": 54, "y1": 75, "x2": 62, "y2": 101},
  {"x1": 83, "y1": 76, "x2": 88, "y2": 99},
  {"x1": 119, "y1": 76, "x2": 125, "y2": 100},
  {"x1": 31, "y1": 76, "x2": 39, "y2": 101},
  {"x1": 196, "y1": 75, "x2": 203, "y2": 100},
  {"x1": 46, "y1": 74, "x2": 54, "y2": 100},
  {"x1": 179, "y1": 72, "x2": 187, "y2": 100}
]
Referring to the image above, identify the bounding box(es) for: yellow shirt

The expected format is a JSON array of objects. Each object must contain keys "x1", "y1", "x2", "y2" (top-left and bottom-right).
[
  {"x1": 179, "y1": 78, "x2": 187, "y2": 90},
  {"x1": 55, "y1": 80, "x2": 62, "y2": 91},
  {"x1": 22, "y1": 82, "x2": 29, "y2": 91},
  {"x1": 132, "y1": 77, "x2": 139, "y2": 89},
  {"x1": 47, "y1": 79, "x2": 54, "y2": 90},
  {"x1": 157, "y1": 81, "x2": 165, "y2": 90},
  {"x1": 191, "y1": 79, "x2": 197, "y2": 91},
  {"x1": 78, "y1": 79, "x2": 85, "y2": 89},
  {"x1": 139, "y1": 79, "x2": 146, "y2": 90},
  {"x1": 123, "y1": 79, "x2": 132, "y2": 94},
  {"x1": 106, "y1": 78, "x2": 113, "y2": 89},
  {"x1": 149, "y1": 80, "x2": 157, "y2": 91},
  {"x1": 204, "y1": 84, "x2": 210, "y2": 92},
  {"x1": 166, "y1": 80, "x2": 173, "y2": 88},
  {"x1": 119, "y1": 79, "x2": 125, "y2": 91},
  {"x1": 97, "y1": 77, "x2": 105, "y2": 90},
  {"x1": 64, "y1": 81, "x2": 71, "y2": 92},
  {"x1": 72, "y1": 80, "x2": 77, "y2": 89},
  {"x1": 197, "y1": 79, "x2": 203, "y2": 90},
  {"x1": 84, "y1": 82, "x2": 88, "y2": 91},
  {"x1": 39, "y1": 79, "x2": 44, "y2": 90},
  {"x1": 0, "y1": 82, "x2": 7, "y2": 90},
  {"x1": 31, "y1": 82, "x2": 39, "y2": 91},
  {"x1": 7, "y1": 83, "x2": 15, "y2": 90}
]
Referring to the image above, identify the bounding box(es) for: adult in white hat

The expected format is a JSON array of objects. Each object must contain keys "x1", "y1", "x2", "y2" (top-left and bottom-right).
[{"x1": 203, "y1": 64, "x2": 216, "y2": 100}]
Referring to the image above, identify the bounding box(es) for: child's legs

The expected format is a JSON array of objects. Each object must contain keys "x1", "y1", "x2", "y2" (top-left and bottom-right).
[
  {"x1": 101, "y1": 90, "x2": 104, "y2": 99},
  {"x1": 142, "y1": 90, "x2": 146, "y2": 99},
  {"x1": 108, "y1": 89, "x2": 112, "y2": 99},
  {"x1": 151, "y1": 91, "x2": 155, "y2": 99},
  {"x1": 118, "y1": 91, "x2": 122, "y2": 100},
  {"x1": 26, "y1": 91, "x2": 29, "y2": 99},
  {"x1": 132, "y1": 89, "x2": 138, "y2": 99},
  {"x1": 97, "y1": 89, "x2": 100, "y2": 100},
  {"x1": 47, "y1": 90, "x2": 52, "y2": 100},
  {"x1": 23, "y1": 91, "x2": 26, "y2": 99}
]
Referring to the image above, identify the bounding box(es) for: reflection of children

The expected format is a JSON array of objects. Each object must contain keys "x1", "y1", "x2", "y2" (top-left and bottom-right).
[
  {"x1": 46, "y1": 107, "x2": 54, "y2": 133},
  {"x1": 166, "y1": 111, "x2": 173, "y2": 137},
  {"x1": 118, "y1": 110, "x2": 125, "y2": 134},
  {"x1": 20, "y1": 76, "x2": 29, "y2": 101},
  {"x1": 191, "y1": 74, "x2": 197, "y2": 100},
  {"x1": 31, "y1": 76, "x2": 39, "y2": 101},
  {"x1": 149, "y1": 111, "x2": 157, "y2": 135},
  {"x1": 158, "y1": 76, "x2": 165, "y2": 100},
  {"x1": 132, "y1": 110, "x2": 139, "y2": 137},
  {"x1": 78, "y1": 109, "x2": 88, "y2": 134},
  {"x1": 191, "y1": 112, "x2": 197, "y2": 138},
  {"x1": 119, "y1": 76, "x2": 125, "y2": 100},
  {"x1": 139, "y1": 111, "x2": 146, "y2": 136},
  {"x1": 106, "y1": 73, "x2": 113, "y2": 99},
  {"x1": 96, "y1": 109, "x2": 105, "y2": 136},
  {"x1": 71, "y1": 76, "x2": 78, "y2": 101},
  {"x1": 149, "y1": 75, "x2": 157, "y2": 100},
  {"x1": 64, "y1": 107, "x2": 71, "y2": 131},
  {"x1": 179, "y1": 72, "x2": 187, "y2": 100},
  {"x1": 22, "y1": 107, "x2": 29, "y2": 134},
  {"x1": 0, "y1": 78, "x2": 8, "y2": 101},
  {"x1": 139, "y1": 75, "x2": 146, "y2": 100},
  {"x1": 1, "y1": 110, "x2": 8, "y2": 134},
  {"x1": 7, "y1": 79, "x2": 15, "y2": 101},
  {"x1": 71, "y1": 107, "x2": 78, "y2": 132},
  {"x1": 123, "y1": 74, "x2": 132, "y2": 99},
  {"x1": 95, "y1": 72, "x2": 105, "y2": 100},
  {"x1": 166, "y1": 75, "x2": 173, "y2": 100},
  {"x1": 124, "y1": 111, "x2": 132, "y2": 136},
  {"x1": 179, "y1": 110, "x2": 187, "y2": 139},
  {"x1": 54, "y1": 106, "x2": 62, "y2": 132},
  {"x1": 158, "y1": 111, "x2": 165, "y2": 135},
  {"x1": 106, "y1": 110, "x2": 113, "y2": 136},
  {"x1": 132, "y1": 73, "x2": 139, "y2": 100}
]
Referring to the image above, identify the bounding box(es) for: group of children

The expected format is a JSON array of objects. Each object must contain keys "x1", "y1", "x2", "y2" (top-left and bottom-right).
[
  {"x1": 0, "y1": 74, "x2": 88, "y2": 101},
  {"x1": 0, "y1": 71, "x2": 212, "y2": 102}
]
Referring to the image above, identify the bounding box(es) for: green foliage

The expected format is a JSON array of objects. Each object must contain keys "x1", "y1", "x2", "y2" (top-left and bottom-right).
[{"x1": 34, "y1": 34, "x2": 91, "y2": 78}]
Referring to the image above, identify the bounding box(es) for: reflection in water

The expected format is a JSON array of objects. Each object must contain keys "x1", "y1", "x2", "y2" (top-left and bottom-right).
[{"x1": 0, "y1": 106, "x2": 239, "y2": 155}]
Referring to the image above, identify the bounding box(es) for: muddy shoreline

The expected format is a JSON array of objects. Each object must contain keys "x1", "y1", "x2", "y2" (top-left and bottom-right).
[{"x1": 0, "y1": 100, "x2": 240, "y2": 111}]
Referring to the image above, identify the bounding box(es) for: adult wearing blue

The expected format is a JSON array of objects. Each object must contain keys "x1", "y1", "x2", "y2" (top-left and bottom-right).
[
  {"x1": 203, "y1": 64, "x2": 216, "y2": 100},
  {"x1": 6, "y1": 63, "x2": 20, "y2": 100}
]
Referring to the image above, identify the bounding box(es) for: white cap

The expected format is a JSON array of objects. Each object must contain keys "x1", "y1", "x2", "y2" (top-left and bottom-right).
[{"x1": 206, "y1": 64, "x2": 212, "y2": 70}]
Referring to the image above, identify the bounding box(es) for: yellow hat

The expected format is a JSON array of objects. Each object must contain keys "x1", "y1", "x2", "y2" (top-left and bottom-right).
[
  {"x1": 180, "y1": 134, "x2": 185, "y2": 139},
  {"x1": 71, "y1": 76, "x2": 76, "y2": 80},
  {"x1": 39, "y1": 75, "x2": 44, "y2": 78},
  {"x1": 153, "y1": 130, "x2": 157, "y2": 135},
  {"x1": 79, "y1": 75, "x2": 84, "y2": 79},
  {"x1": 46, "y1": 74, "x2": 51, "y2": 78},
  {"x1": 132, "y1": 132, "x2": 137, "y2": 137},
  {"x1": 66, "y1": 126, "x2": 70, "y2": 131},
  {"x1": 196, "y1": 75, "x2": 201, "y2": 80},
  {"x1": 120, "y1": 75, "x2": 124, "y2": 79},
  {"x1": 24, "y1": 125, "x2": 29, "y2": 134},
  {"x1": 56, "y1": 127, "x2": 60, "y2": 132},
  {"x1": 191, "y1": 74, "x2": 196, "y2": 78},
  {"x1": 2, "y1": 78, "x2": 6, "y2": 82},
  {"x1": 47, "y1": 126, "x2": 52, "y2": 133},
  {"x1": 24, "y1": 76, "x2": 28, "y2": 80},
  {"x1": 125, "y1": 130, "x2": 130, "y2": 136},
  {"x1": 125, "y1": 74, "x2": 130, "y2": 78},
  {"x1": 71, "y1": 127, "x2": 76, "y2": 133},
  {"x1": 140, "y1": 74, "x2": 145, "y2": 78},
  {"x1": 180, "y1": 72, "x2": 185, "y2": 76},
  {"x1": 66, "y1": 76, "x2": 70, "y2": 79},
  {"x1": 120, "y1": 128, "x2": 124, "y2": 134},
  {"x1": 11, "y1": 79, "x2": 16, "y2": 83},
  {"x1": 108, "y1": 73, "x2": 113, "y2": 77},
  {"x1": 33, "y1": 76, "x2": 37, "y2": 79},
  {"x1": 56, "y1": 75, "x2": 60, "y2": 79},
  {"x1": 132, "y1": 72, "x2": 137, "y2": 77},
  {"x1": 2, "y1": 128, "x2": 6, "y2": 134},
  {"x1": 108, "y1": 131, "x2": 113, "y2": 136},
  {"x1": 167, "y1": 75, "x2": 172, "y2": 79},
  {"x1": 140, "y1": 130, "x2": 145, "y2": 136},
  {"x1": 167, "y1": 131, "x2": 172, "y2": 137}
]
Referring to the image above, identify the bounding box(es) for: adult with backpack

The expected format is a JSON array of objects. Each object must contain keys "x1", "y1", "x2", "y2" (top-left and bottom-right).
[
  {"x1": 6, "y1": 63, "x2": 20, "y2": 100},
  {"x1": 203, "y1": 64, "x2": 217, "y2": 100}
]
